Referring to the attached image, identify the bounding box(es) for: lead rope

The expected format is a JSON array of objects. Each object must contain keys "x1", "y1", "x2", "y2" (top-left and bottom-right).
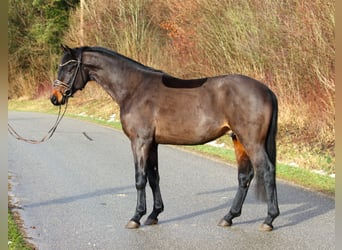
[{"x1": 8, "y1": 100, "x2": 68, "y2": 144}]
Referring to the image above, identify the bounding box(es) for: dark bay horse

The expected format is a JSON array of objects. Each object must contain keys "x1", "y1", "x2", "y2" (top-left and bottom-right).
[{"x1": 51, "y1": 45, "x2": 279, "y2": 231}]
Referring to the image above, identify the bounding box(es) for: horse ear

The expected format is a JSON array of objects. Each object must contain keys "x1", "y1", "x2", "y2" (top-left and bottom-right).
[{"x1": 61, "y1": 44, "x2": 72, "y2": 54}]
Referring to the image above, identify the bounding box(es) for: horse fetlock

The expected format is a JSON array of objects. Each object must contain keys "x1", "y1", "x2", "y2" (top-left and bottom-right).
[
  {"x1": 227, "y1": 210, "x2": 241, "y2": 219},
  {"x1": 155, "y1": 204, "x2": 164, "y2": 213},
  {"x1": 144, "y1": 217, "x2": 159, "y2": 226},
  {"x1": 264, "y1": 213, "x2": 278, "y2": 226},
  {"x1": 270, "y1": 210, "x2": 280, "y2": 219}
]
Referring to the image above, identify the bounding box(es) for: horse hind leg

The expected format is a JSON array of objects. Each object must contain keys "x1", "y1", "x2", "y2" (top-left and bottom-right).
[
  {"x1": 218, "y1": 133, "x2": 254, "y2": 227},
  {"x1": 248, "y1": 144, "x2": 279, "y2": 231},
  {"x1": 257, "y1": 152, "x2": 279, "y2": 231}
]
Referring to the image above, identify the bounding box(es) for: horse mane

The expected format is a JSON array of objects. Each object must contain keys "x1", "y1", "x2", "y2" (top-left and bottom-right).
[
  {"x1": 80, "y1": 46, "x2": 164, "y2": 74},
  {"x1": 78, "y1": 46, "x2": 208, "y2": 88}
]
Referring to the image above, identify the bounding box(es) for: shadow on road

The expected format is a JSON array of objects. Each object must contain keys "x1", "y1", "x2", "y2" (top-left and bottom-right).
[
  {"x1": 24, "y1": 185, "x2": 134, "y2": 208},
  {"x1": 159, "y1": 181, "x2": 334, "y2": 230},
  {"x1": 22, "y1": 180, "x2": 334, "y2": 231}
]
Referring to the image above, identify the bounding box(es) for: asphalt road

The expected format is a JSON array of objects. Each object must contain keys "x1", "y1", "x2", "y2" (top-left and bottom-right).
[{"x1": 8, "y1": 111, "x2": 335, "y2": 250}]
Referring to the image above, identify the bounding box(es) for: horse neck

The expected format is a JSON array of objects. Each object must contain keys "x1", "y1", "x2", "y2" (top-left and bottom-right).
[{"x1": 82, "y1": 51, "x2": 145, "y2": 106}]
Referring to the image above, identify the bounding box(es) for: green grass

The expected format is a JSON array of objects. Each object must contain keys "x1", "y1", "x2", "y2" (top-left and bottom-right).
[
  {"x1": 277, "y1": 163, "x2": 335, "y2": 196},
  {"x1": 184, "y1": 144, "x2": 236, "y2": 163},
  {"x1": 8, "y1": 210, "x2": 33, "y2": 250}
]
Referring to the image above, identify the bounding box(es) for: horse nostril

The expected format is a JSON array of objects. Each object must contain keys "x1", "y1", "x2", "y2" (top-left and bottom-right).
[{"x1": 50, "y1": 95, "x2": 58, "y2": 105}]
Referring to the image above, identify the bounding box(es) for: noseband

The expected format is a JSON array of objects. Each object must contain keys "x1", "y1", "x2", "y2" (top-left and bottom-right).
[{"x1": 53, "y1": 58, "x2": 82, "y2": 97}]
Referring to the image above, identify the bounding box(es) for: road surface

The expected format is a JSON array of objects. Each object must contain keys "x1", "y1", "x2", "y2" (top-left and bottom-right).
[{"x1": 8, "y1": 111, "x2": 335, "y2": 250}]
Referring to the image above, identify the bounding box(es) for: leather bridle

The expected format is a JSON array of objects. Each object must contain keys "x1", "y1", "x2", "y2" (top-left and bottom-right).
[{"x1": 53, "y1": 58, "x2": 82, "y2": 97}]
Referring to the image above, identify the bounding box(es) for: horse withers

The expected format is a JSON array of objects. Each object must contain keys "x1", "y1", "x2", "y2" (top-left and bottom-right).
[{"x1": 51, "y1": 45, "x2": 279, "y2": 231}]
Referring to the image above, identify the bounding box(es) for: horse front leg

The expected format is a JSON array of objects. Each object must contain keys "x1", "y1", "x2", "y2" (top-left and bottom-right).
[
  {"x1": 144, "y1": 142, "x2": 164, "y2": 225},
  {"x1": 125, "y1": 138, "x2": 151, "y2": 229}
]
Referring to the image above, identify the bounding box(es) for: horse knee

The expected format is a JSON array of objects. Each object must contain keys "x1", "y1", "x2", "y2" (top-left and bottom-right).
[
  {"x1": 135, "y1": 174, "x2": 147, "y2": 190},
  {"x1": 136, "y1": 181, "x2": 147, "y2": 190},
  {"x1": 238, "y1": 171, "x2": 253, "y2": 188},
  {"x1": 147, "y1": 170, "x2": 159, "y2": 187},
  {"x1": 264, "y1": 164, "x2": 276, "y2": 183},
  {"x1": 270, "y1": 208, "x2": 280, "y2": 218}
]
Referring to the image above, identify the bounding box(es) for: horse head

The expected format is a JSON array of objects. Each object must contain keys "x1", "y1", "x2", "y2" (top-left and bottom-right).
[{"x1": 50, "y1": 45, "x2": 88, "y2": 106}]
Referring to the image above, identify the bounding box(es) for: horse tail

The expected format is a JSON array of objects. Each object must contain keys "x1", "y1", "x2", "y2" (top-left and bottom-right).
[
  {"x1": 266, "y1": 91, "x2": 278, "y2": 167},
  {"x1": 255, "y1": 90, "x2": 278, "y2": 201}
]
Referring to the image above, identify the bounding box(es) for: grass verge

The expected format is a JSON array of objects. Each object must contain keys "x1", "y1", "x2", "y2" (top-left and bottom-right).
[
  {"x1": 8, "y1": 98, "x2": 334, "y2": 197},
  {"x1": 8, "y1": 210, "x2": 33, "y2": 250}
]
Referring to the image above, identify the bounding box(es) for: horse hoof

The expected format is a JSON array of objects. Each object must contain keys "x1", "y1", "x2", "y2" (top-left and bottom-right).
[
  {"x1": 259, "y1": 223, "x2": 273, "y2": 232},
  {"x1": 125, "y1": 220, "x2": 140, "y2": 229},
  {"x1": 144, "y1": 218, "x2": 158, "y2": 225},
  {"x1": 217, "y1": 218, "x2": 232, "y2": 227}
]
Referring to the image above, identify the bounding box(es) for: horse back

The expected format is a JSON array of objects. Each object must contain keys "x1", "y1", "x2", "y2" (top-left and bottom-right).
[{"x1": 161, "y1": 74, "x2": 208, "y2": 88}]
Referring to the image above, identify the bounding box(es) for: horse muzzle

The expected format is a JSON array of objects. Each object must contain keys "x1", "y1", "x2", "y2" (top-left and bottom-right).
[
  {"x1": 51, "y1": 79, "x2": 73, "y2": 106},
  {"x1": 50, "y1": 89, "x2": 67, "y2": 106}
]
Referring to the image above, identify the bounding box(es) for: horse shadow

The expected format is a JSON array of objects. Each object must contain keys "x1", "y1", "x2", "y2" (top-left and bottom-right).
[
  {"x1": 24, "y1": 185, "x2": 135, "y2": 209},
  {"x1": 22, "y1": 180, "x2": 334, "y2": 230},
  {"x1": 270, "y1": 181, "x2": 335, "y2": 229},
  {"x1": 159, "y1": 181, "x2": 334, "y2": 229}
]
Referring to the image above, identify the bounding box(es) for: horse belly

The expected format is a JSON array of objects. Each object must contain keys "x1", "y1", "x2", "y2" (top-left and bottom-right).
[{"x1": 155, "y1": 113, "x2": 229, "y2": 145}]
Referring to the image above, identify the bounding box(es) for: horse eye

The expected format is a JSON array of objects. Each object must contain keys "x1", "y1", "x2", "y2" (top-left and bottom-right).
[
  {"x1": 64, "y1": 89, "x2": 72, "y2": 97},
  {"x1": 67, "y1": 66, "x2": 74, "y2": 73}
]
